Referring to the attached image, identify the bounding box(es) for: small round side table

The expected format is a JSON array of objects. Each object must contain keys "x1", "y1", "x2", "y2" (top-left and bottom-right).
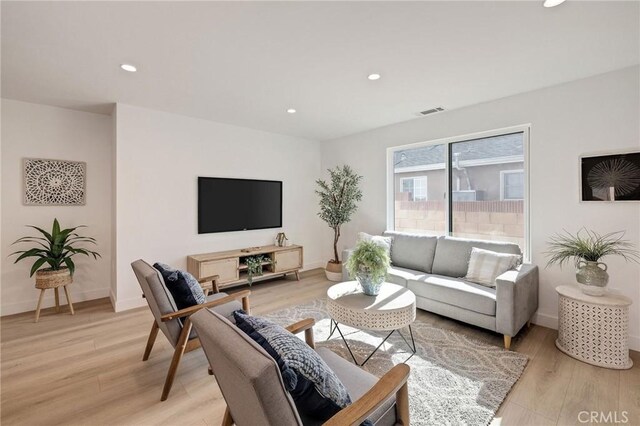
[{"x1": 555, "y1": 285, "x2": 632, "y2": 370}]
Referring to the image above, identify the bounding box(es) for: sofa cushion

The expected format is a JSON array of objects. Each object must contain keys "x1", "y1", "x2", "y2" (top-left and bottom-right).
[
  {"x1": 431, "y1": 237, "x2": 521, "y2": 278},
  {"x1": 407, "y1": 274, "x2": 497, "y2": 316},
  {"x1": 153, "y1": 262, "x2": 206, "y2": 310},
  {"x1": 387, "y1": 266, "x2": 425, "y2": 287},
  {"x1": 465, "y1": 247, "x2": 521, "y2": 287},
  {"x1": 383, "y1": 231, "x2": 438, "y2": 273}
]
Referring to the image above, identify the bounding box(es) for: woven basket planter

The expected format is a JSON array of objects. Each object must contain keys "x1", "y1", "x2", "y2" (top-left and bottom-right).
[{"x1": 35, "y1": 268, "x2": 72, "y2": 289}]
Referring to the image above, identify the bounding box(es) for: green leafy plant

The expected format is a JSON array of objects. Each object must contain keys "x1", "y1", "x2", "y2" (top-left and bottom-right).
[
  {"x1": 315, "y1": 165, "x2": 363, "y2": 264},
  {"x1": 10, "y1": 218, "x2": 100, "y2": 277},
  {"x1": 245, "y1": 254, "x2": 271, "y2": 285},
  {"x1": 346, "y1": 241, "x2": 390, "y2": 283},
  {"x1": 545, "y1": 229, "x2": 639, "y2": 268}
]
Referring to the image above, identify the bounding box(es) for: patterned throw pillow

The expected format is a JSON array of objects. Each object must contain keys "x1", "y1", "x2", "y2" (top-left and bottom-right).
[
  {"x1": 153, "y1": 263, "x2": 206, "y2": 310},
  {"x1": 465, "y1": 247, "x2": 522, "y2": 287},
  {"x1": 233, "y1": 310, "x2": 352, "y2": 421}
]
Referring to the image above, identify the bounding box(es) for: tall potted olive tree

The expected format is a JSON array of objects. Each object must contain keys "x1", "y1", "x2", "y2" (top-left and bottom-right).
[{"x1": 315, "y1": 165, "x2": 363, "y2": 281}]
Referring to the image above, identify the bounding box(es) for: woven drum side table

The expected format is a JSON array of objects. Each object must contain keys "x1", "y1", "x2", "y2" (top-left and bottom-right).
[{"x1": 555, "y1": 285, "x2": 632, "y2": 370}]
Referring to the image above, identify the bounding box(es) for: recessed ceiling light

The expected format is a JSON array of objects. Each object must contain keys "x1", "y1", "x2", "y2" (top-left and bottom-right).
[
  {"x1": 120, "y1": 64, "x2": 137, "y2": 72},
  {"x1": 287, "y1": 108, "x2": 296, "y2": 114},
  {"x1": 543, "y1": 0, "x2": 566, "y2": 7},
  {"x1": 367, "y1": 73, "x2": 381, "y2": 81}
]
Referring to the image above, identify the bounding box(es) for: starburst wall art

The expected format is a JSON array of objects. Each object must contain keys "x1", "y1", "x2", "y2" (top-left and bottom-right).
[
  {"x1": 581, "y1": 151, "x2": 640, "y2": 202},
  {"x1": 24, "y1": 158, "x2": 86, "y2": 205}
]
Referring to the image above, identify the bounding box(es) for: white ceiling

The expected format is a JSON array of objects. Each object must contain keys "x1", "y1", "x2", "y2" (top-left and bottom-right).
[{"x1": 2, "y1": 1, "x2": 638, "y2": 141}]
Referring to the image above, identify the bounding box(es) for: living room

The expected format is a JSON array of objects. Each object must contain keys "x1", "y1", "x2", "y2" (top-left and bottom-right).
[{"x1": 1, "y1": 1, "x2": 639, "y2": 425}]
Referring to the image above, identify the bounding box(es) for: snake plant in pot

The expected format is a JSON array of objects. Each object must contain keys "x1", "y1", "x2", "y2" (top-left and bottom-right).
[
  {"x1": 346, "y1": 240, "x2": 390, "y2": 296},
  {"x1": 545, "y1": 229, "x2": 639, "y2": 296},
  {"x1": 10, "y1": 218, "x2": 100, "y2": 290}
]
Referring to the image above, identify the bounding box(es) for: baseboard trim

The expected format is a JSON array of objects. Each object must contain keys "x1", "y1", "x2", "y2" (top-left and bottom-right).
[
  {"x1": 114, "y1": 296, "x2": 146, "y2": 312},
  {"x1": 1, "y1": 288, "x2": 110, "y2": 316},
  {"x1": 302, "y1": 260, "x2": 325, "y2": 272}
]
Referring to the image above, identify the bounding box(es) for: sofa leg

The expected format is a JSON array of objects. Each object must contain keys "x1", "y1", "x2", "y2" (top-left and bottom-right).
[
  {"x1": 527, "y1": 320, "x2": 532, "y2": 328},
  {"x1": 504, "y1": 335, "x2": 512, "y2": 350}
]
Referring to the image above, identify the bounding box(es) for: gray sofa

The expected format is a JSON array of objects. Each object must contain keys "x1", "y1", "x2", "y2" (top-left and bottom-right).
[{"x1": 342, "y1": 231, "x2": 539, "y2": 349}]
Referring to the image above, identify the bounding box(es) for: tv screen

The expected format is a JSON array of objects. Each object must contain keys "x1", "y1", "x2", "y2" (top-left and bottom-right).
[{"x1": 198, "y1": 177, "x2": 283, "y2": 234}]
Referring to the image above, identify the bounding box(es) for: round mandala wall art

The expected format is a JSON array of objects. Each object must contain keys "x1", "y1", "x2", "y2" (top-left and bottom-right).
[{"x1": 24, "y1": 158, "x2": 86, "y2": 205}]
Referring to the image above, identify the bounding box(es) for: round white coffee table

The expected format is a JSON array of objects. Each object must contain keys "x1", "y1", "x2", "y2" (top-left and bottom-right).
[{"x1": 326, "y1": 281, "x2": 417, "y2": 365}]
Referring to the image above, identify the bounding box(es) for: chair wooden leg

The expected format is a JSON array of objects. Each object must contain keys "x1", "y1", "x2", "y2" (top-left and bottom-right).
[
  {"x1": 161, "y1": 319, "x2": 192, "y2": 401},
  {"x1": 504, "y1": 335, "x2": 512, "y2": 350},
  {"x1": 143, "y1": 321, "x2": 160, "y2": 361},
  {"x1": 222, "y1": 407, "x2": 233, "y2": 426},
  {"x1": 34, "y1": 289, "x2": 46, "y2": 323},
  {"x1": 63, "y1": 285, "x2": 74, "y2": 315},
  {"x1": 396, "y1": 381, "x2": 410, "y2": 425},
  {"x1": 54, "y1": 288, "x2": 60, "y2": 313},
  {"x1": 242, "y1": 295, "x2": 250, "y2": 314}
]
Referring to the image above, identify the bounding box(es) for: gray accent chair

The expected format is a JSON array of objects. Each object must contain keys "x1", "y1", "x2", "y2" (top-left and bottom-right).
[
  {"x1": 343, "y1": 233, "x2": 539, "y2": 349},
  {"x1": 190, "y1": 308, "x2": 411, "y2": 426},
  {"x1": 131, "y1": 259, "x2": 251, "y2": 401}
]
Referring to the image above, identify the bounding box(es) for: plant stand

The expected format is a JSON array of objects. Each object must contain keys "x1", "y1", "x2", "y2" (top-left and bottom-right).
[{"x1": 34, "y1": 274, "x2": 75, "y2": 323}]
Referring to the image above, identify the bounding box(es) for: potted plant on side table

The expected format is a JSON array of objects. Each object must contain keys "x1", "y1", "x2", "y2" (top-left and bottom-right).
[
  {"x1": 346, "y1": 240, "x2": 390, "y2": 296},
  {"x1": 315, "y1": 165, "x2": 363, "y2": 281},
  {"x1": 545, "y1": 228, "x2": 639, "y2": 296},
  {"x1": 10, "y1": 218, "x2": 100, "y2": 321}
]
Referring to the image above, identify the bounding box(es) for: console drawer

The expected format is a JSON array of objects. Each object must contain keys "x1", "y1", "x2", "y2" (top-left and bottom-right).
[
  {"x1": 200, "y1": 258, "x2": 239, "y2": 284},
  {"x1": 274, "y1": 249, "x2": 302, "y2": 272}
]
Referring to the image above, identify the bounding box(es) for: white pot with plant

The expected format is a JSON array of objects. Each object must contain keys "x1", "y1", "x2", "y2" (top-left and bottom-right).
[
  {"x1": 345, "y1": 240, "x2": 390, "y2": 296},
  {"x1": 545, "y1": 229, "x2": 639, "y2": 296},
  {"x1": 315, "y1": 165, "x2": 363, "y2": 281}
]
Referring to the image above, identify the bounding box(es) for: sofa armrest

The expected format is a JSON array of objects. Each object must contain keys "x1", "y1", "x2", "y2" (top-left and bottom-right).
[
  {"x1": 495, "y1": 264, "x2": 539, "y2": 337},
  {"x1": 342, "y1": 249, "x2": 354, "y2": 281}
]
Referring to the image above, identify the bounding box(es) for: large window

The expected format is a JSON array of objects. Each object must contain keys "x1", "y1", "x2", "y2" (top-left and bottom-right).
[{"x1": 389, "y1": 128, "x2": 528, "y2": 253}]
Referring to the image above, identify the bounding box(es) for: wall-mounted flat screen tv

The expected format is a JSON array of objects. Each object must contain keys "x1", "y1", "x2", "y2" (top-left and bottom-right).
[{"x1": 198, "y1": 177, "x2": 283, "y2": 234}]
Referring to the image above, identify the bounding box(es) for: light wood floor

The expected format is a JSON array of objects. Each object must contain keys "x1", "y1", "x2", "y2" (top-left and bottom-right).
[{"x1": 1, "y1": 269, "x2": 638, "y2": 426}]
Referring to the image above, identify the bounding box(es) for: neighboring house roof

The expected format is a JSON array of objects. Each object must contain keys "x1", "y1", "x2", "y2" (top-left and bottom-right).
[{"x1": 394, "y1": 132, "x2": 524, "y2": 170}]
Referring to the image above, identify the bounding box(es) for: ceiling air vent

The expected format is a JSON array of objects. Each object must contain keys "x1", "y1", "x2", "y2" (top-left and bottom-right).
[{"x1": 418, "y1": 107, "x2": 445, "y2": 116}]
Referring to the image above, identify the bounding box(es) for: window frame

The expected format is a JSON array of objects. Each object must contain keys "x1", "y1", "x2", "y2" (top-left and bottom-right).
[
  {"x1": 500, "y1": 169, "x2": 525, "y2": 201},
  {"x1": 387, "y1": 125, "x2": 531, "y2": 260},
  {"x1": 399, "y1": 176, "x2": 428, "y2": 201}
]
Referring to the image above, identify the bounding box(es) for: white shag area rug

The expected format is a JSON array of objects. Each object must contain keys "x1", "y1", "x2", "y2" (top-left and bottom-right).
[{"x1": 263, "y1": 299, "x2": 528, "y2": 426}]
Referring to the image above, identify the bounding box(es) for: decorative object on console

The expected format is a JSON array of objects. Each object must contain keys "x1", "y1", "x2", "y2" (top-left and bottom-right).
[
  {"x1": 315, "y1": 165, "x2": 363, "y2": 281},
  {"x1": 244, "y1": 254, "x2": 276, "y2": 285},
  {"x1": 275, "y1": 232, "x2": 289, "y2": 247},
  {"x1": 545, "y1": 228, "x2": 639, "y2": 296},
  {"x1": 345, "y1": 240, "x2": 390, "y2": 296},
  {"x1": 10, "y1": 218, "x2": 100, "y2": 322},
  {"x1": 581, "y1": 151, "x2": 640, "y2": 201},
  {"x1": 24, "y1": 158, "x2": 86, "y2": 205}
]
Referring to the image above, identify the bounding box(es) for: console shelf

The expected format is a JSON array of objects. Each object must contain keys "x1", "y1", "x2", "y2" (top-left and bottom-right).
[{"x1": 187, "y1": 244, "x2": 303, "y2": 289}]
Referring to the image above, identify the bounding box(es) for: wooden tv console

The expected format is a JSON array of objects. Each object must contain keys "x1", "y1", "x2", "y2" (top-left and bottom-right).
[{"x1": 187, "y1": 245, "x2": 303, "y2": 289}]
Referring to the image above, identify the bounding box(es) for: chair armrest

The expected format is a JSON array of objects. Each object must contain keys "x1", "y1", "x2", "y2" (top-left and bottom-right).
[
  {"x1": 285, "y1": 318, "x2": 316, "y2": 348},
  {"x1": 198, "y1": 274, "x2": 220, "y2": 294},
  {"x1": 323, "y1": 363, "x2": 410, "y2": 426},
  {"x1": 160, "y1": 289, "x2": 251, "y2": 322},
  {"x1": 495, "y1": 264, "x2": 539, "y2": 336},
  {"x1": 342, "y1": 249, "x2": 355, "y2": 281}
]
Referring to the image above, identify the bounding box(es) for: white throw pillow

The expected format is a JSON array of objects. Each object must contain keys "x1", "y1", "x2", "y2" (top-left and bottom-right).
[
  {"x1": 357, "y1": 232, "x2": 393, "y2": 258},
  {"x1": 465, "y1": 247, "x2": 521, "y2": 287}
]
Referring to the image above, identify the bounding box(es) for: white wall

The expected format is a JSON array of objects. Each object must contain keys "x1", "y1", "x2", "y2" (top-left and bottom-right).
[
  {"x1": 114, "y1": 104, "x2": 324, "y2": 311},
  {"x1": 1, "y1": 99, "x2": 113, "y2": 315},
  {"x1": 321, "y1": 66, "x2": 640, "y2": 350}
]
